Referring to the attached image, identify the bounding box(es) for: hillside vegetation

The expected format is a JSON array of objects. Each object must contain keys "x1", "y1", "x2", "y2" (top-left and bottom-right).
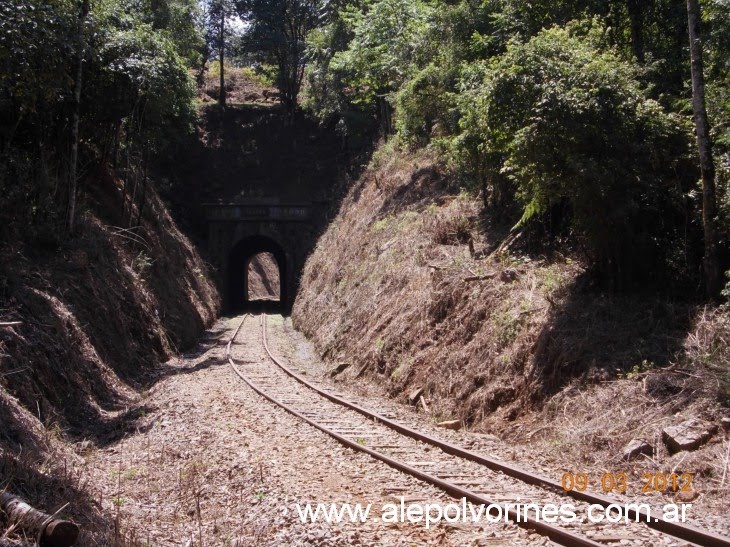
[
  {"x1": 1, "y1": 0, "x2": 220, "y2": 539},
  {"x1": 293, "y1": 145, "x2": 730, "y2": 492},
  {"x1": 0, "y1": 167, "x2": 220, "y2": 543},
  {"x1": 292, "y1": 0, "x2": 730, "y2": 489},
  {"x1": 299, "y1": 0, "x2": 729, "y2": 293}
]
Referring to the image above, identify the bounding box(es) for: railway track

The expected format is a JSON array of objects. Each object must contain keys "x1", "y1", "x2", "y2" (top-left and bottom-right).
[{"x1": 226, "y1": 313, "x2": 730, "y2": 547}]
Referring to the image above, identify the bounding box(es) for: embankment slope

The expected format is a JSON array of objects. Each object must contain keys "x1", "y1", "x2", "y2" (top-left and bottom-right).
[
  {"x1": 0, "y1": 168, "x2": 220, "y2": 541},
  {"x1": 293, "y1": 146, "x2": 729, "y2": 484}
]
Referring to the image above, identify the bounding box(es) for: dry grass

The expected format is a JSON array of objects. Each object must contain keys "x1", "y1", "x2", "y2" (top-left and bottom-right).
[
  {"x1": 425, "y1": 197, "x2": 475, "y2": 245},
  {"x1": 521, "y1": 360, "x2": 729, "y2": 517},
  {"x1": 295, "y1": 148, "x2": 579, "y2": 426},
  {"x1": 199, "y1": 65, "x2": 278, "y2": 106},
  {"x1": 248, "y1": 253, "x2": 280, "y2": 301},
  {"x1": 684, "y1": 306, "x2": 730, "y2": 404},
  {"x1": 0, "y1": 168, "x2": 220, "y2": 543},
  {"x1": 293, "y1": 144, "x2": 729, "y2": 488}
]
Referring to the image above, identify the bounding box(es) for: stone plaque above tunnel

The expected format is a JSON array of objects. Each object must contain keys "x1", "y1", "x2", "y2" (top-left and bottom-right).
[
  {"x1": 204, "y1": 202, "x2": 313, "y2": 223},
  {"x1": 204, "y1": 200, "x2": 326, "y2": 314}
]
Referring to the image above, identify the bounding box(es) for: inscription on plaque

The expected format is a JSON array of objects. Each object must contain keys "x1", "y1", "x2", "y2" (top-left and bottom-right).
[{"x1": 205, "y1": 204, "x2": 312, "y2": 222}]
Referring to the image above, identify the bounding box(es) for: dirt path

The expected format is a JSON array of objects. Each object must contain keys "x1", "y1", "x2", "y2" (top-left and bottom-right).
[{"x1": 82, "y1": 316, "x2": 542, "y2": 546}]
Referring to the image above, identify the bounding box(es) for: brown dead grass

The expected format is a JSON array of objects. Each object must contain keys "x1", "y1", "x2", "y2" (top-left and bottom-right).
[
  {"x1": 0, "y1": 168, "x2": 220, "y2": 543},
  {"x1": 248, "y1": 253, "x2": 280, "y2": 301},
  {"x1": 520, "y1": 324, "x2": 730, "y2": 517},
  {"x1": 293, "y1": 144, "x2": 729, "y2": 487},
  {"x1": 425, "y1": 197, "x2": 474, "y2": 245},
  {"x1": 200, "y1": 66, "x2": 278, "y2": 106},
  {"x1": 295, "y1": 146, "x2": 582, "y2": 425}
]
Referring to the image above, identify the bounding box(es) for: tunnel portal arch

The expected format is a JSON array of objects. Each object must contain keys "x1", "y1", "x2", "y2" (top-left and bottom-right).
[
  {"x1": 228, "y1": 235, "x2": 287, "y2": 312},
  {"x1": 205, "y1": 201, "x2": 326, "y2": 314}
]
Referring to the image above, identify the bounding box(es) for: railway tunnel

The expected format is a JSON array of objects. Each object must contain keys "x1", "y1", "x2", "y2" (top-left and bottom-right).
[
  {"x1": 205, "y1": 200, "x2": 326, "y2": 314},
  {"x1": 228, "y1": 236, "x2": 286, "y2": 312}
]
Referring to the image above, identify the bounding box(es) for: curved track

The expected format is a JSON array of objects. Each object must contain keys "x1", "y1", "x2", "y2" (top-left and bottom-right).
[{"x1": 226, "y1": 313, "x2": 730, "y2": 547}]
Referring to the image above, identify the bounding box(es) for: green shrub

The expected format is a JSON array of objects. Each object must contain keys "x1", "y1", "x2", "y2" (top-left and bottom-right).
[
  {"x1": 394, "y1": 64, "x2": 458, "y2": 148},
  {"x1": 330, "y1": 0, "x2": 437, "y2": 107},
  {"x1": 454, "y1": 26, "x2": 693, "y2": 285},
  {"x1": 90, "y1": 19, "x2": 197, "y2": 148},
  {"x1": 240, "y1": 65, "x2": 277, "y2": 88}
]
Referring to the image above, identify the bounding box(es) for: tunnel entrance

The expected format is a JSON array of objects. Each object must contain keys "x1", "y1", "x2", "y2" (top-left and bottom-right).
[
  {"x1": 247, "y1": 252, "x2": 280, "y2": 302},
  {"x1": 228, "y1": 235, "x2": 287, "y2": 313}
]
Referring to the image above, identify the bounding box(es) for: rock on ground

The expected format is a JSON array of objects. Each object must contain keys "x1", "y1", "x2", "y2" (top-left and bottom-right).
[{"x1": 662, "y1": 419, "x2": 717, "y2": 453}]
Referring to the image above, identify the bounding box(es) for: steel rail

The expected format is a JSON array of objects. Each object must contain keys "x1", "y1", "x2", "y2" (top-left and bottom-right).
[
  {"x1": 257, "y1": 314, "x2": 730, "y2": 547},
  {"x1": 227, "y1": 314, "x2": 602, "y2": 546}
]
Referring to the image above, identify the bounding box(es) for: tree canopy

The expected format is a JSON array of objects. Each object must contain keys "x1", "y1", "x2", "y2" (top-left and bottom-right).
[
  {"x1": 297, "y1": 0, "x2": 729, "y2": 293},
  {"x1": 0, "y1": 0, "x2": 728, "y2": 295},
  {"x1": 0, "y1": 0, "x2": 200, "y2": 231}
]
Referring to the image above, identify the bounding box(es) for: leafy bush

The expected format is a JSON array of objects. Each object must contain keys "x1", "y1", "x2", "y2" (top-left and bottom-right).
[
  {"x1": 89, "y1": 15, "x2": 196, "y2": 150},
  {"x1": 0, "y1": 0, "x2": 79, "y2": 225},
  {"x1": 330, "y1": 0, "x2": 437, "y2": 108},
  {"x1": 240, "y1": 65, "x2": 276, "y2": 88},
  {"x1": 454, "y1": 27, "x2": 694, "y2": 285},
  {"x1": 304, "y1": 19, "x2": 348, "y2": 122},
  {"x1": 0, "y1": 0, "x2": 200, "y2": 231},
  {"x1": 394, "y1": 64, "x2": 458, "y2": 148},
  {"x1": 0, "y1": 0, "x2": 77, "y2": 117}
]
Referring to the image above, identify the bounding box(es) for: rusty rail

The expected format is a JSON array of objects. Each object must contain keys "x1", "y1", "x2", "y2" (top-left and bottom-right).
[{"x1": 228, "y1": 313, "x2": 730, "y2": 547}]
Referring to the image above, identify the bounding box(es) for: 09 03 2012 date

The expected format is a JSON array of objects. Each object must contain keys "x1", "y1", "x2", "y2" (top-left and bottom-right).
[{"x1": 561, "y1": 472, "x2": 693, "y2": 494}]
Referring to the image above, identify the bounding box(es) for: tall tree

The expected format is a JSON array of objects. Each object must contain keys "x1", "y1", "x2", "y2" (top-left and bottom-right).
[
  {"x1": 239, "y1": 0, "x2": 322, "y2": 114},
  {"x1": 208, "y1": 0, "x2": 234, "y2": 107},
  {"x1": 218, "y1": 4, "x2": 225, "y2": 106},
  {"x1": 67, "y1": 0, "x2": 90, "y2": 233},
  {"x1": 687, "y1": 0, "x2": 721, "y2": 298},
  {"x1": 625, "y1": 0, "x2": 645, "y2": 62}
]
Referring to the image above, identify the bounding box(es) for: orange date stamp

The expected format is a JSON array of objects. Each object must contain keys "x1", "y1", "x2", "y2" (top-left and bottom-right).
[{"x1": 561, "y1": 472, "x2": 693, "y2": 494}]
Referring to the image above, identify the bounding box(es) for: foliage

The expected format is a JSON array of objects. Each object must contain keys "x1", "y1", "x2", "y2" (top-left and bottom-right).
[
  {"x1": 239, "y1": 0, "x2": 324, "y2": 111},
  {"x1": 240, "y1": 65, "x2": 276, "y2": 88},
  {"x1": 0, "y1": 0, "x2": 201, "y2": 233},
  {"x1": 394, "y1": 64, "x2": 458, "y2": 147},
  {"x1": 330, "y1": 0, "x2": 437, "y2": 106},
  {"x1": 293, "y1": 0, "x2": 729, "y2": 291},
  {"x1": 0, "y1": 0, "x2": 79, "y2": 228},
  {"x1": 492, "y1": 0, "x2": 691, "y2": 94},
  {"x1": 1, "y1": 0, "x2": 729, "y2": 293},
  {"x1": 392, "y1": 0, "x2": 499, "y2": 146},
  {"x1": 453, "y1": 27, "x2": 693, "y2": 283},
  {"x1": 121, "y1": 0, "x2": 204, "y2": 67},
  {"x1": 202, "y1": 1, "x2": 237, "y2": 68},
  {"x1": 302, "y1": 15, "x2": 355, "y2": 124},
  {"x1": 490, "y1": 0, "x2": 603, "y2": 39},
  {"x1": 704, "y1": 0, "x2": 730, "y2": 246},
  {"x1": 87, "y1": 12, "x2": 196, "y2": 141},
  {"x1": 0, "y1": 0, "x2": 77, "y2": 120}
]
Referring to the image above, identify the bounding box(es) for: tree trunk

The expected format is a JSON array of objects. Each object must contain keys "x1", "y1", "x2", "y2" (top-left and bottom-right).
[
  {"x1": 128, "y1": 160, "x2": 139, "y2": 228},
  {"x1": 196, "y1": 42, "x2": 209, "y2": 88},
  {"x1": 626, "y1": 0, "x2": 645, "y2": 63},
  {"x1": 66, "y1": 0, "x2": 90, "y2": 234},
  {"x1": 218, "y1": 8, "x2": 226, "y2": 108},
  {"x1": 112, "y1": 119, "x2": 122, "y2": 169},
  {"x1": 121, "y1": 122, "x2": 132, "y2": 221},
  {"x1": 687, "y1": 0, "x2": 721, "y2": 298},
  {"x1": 375, "y1": 95, "x2": 392, "y2": 138},
  {"x1": 0, "y1": 492, "x2": 79, "y2": 547},
  {"x1": 136, "y1": 147, "x2": 149, "y2": 228}
]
